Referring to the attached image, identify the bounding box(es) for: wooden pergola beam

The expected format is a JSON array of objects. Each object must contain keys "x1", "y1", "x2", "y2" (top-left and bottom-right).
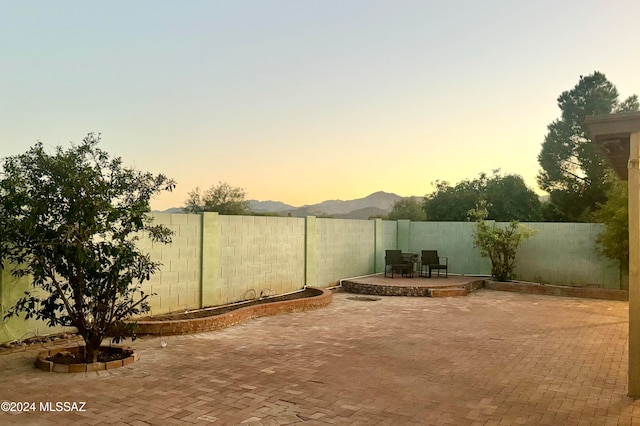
[{"x1": 586, "y1": 111, "x2": 640, "y2": 398}]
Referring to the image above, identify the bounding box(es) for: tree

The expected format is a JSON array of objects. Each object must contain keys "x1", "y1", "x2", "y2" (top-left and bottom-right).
[
  {"x1": 387, "y1": 197, "x2": 426, "y2": 221},
  {"x1": 540, "y1": 200, "x2": 571, "y2": 222},
  {"x1": 183, "y1": 181, "x2": 251, "y2": 215},
  {"x1": 592, "y1": 179, "x2": 628, "y2": 273},
  {"x1": 484, "y1": 174, "x2": 542, "y2": 221},
  {"x1": 423, "y1": 179, "x2": 481, "y2": 221},
  {"x1": 469, "y1": 201, "x2": 537, "y2": 281},
  {"x1": 0, "y1": 134, "x2": 175, "y2": 363},
  {"x1": 424, "y1": 171, "x2": 541, "y2": 221},
  {"x1": 537, "y1": 71, "x2": 639, "y2": 221}
]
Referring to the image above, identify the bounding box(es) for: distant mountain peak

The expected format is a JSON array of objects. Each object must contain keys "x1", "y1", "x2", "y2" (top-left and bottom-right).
[
  {"x1": 248, "y1": 199, "x2": 294, "y2": 213},
  {"x1": 156, "y1": 191, "x2": 410, "y2": 219},
  {"x1": 281, "y1": 191, "x2": 403, "y2": 218}
]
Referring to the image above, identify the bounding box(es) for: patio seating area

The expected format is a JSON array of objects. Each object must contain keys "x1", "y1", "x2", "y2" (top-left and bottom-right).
[
  {"x1": 0, "y1": 289, "x2": 637, "y2": 425},
  {"x1": 384, "y1": 250, "x2": 450, "y2": 279}
]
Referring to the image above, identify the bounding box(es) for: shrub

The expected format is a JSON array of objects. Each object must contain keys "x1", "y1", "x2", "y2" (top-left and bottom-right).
[{"x1": 469, "y1": 201, "x2": 536, "y2": 281}]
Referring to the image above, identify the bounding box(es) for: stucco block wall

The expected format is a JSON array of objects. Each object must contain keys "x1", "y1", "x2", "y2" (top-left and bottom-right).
[
  {"x1": 408, "y1": 221, "x2": 619, "y2": 288},
  {"x1": 515, "y1": 222, "x2": 620, "y2": 288},
  {"x1": 0, "y1": 214, "x2": 624, "y2": 344},
  {"x1": 409, "y1": 221, "x2": 491, "y2": 275},
  {"x1": 0, "y1": 267, "x2": 72, "y2": 343},
  {"x1": 377, "y1": 220, "x2": 399, "y2": 273},
  {"x1": 142, "y1": 212, "x2": 203, "y2": 315},
  {"x1": 316, "y1": 218, "x2": 375, "y2": 286},
  {"x1": 214, "y1": 215, "x2": 305, "y2": 305}
]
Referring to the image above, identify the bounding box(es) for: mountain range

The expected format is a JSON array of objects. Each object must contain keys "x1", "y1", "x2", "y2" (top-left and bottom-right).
[
  {"x1": 251, "y1": 191, "x2": 404, "y2": 219},
  {"x1": 159, "y1": 191, "x2": 404, "y2": 219}
]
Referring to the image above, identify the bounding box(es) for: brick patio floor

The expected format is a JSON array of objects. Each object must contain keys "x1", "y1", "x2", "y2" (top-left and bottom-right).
[{"x1": 0, "y1": 289, "x2": 638, "y2": 425}]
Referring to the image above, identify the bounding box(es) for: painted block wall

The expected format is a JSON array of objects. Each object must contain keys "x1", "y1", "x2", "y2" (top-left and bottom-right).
[
  {"x1": 0, "y1": 212, "x2": 204, "y2": 344},
  {"x1": 409, "y1": 221, "x2": 491, "y2": 275},
  {"x1": 141, "y1": 212, "x2": 203, "y2": 316},
  {"x1": 213, "y1": 215, "x2": 305, "y2": 306},
  {"x1": 316, "y1": 218, "x2": 376, "y2": 286},
  {"x1": 377, "y1": 220, "x2": 399, "y2": 273},
  {"x1": 396, "y1": 219, "x2": 411, "y2": 252},
  {"x1": 408, "y1": 221, "x2": 619, "y2": 288},
  {"x1": 0, "y1": 214, "x2": 624, "y2": 344},
  {"x1": 0, "y1": 266, "x2": 72, "y2": 344},
  {"x1": 514, "y1": 223, "x2": 619, "y2": 288}
]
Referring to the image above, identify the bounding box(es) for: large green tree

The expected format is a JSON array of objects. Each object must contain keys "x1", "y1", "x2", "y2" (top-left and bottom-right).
[
  {"x1": 387, "y1": 197, "x2": 426, "y2": 221},
  {"x1": 0, "y1": 134, "x2": 175, "y2": 363},
  {"x1": 537, "y1": 71, "x2": 639, "y2": 221},
  {"x1": 592, "y1": 179, "x2": 628, "y2": 273},
  {"x1": 423, "y1": 179, "x2": 482, "y2": 221},
  {"x1": 183, "y1": 181, "x2": 251, "y2": 215},
  {"x1": 424, "y1": 171, "x2": 541, "y2": 221}
]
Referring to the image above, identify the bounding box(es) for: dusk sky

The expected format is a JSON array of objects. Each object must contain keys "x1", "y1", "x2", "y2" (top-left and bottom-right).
[{"x1": 2, "y1": 1, "x2": 639, "y2": 211}]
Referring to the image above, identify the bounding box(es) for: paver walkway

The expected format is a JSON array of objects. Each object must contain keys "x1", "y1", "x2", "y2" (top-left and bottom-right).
[{"x1": 0, "y1": 289, "x2": 637, "y2": 425}]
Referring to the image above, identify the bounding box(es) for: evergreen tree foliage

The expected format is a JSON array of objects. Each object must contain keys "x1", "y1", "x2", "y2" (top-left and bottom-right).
[{"x1": 537, "y1": 71, "x2": 639, "y2": 221}]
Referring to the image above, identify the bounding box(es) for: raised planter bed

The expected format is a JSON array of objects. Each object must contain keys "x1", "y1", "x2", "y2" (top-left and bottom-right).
[
  {"x1": 485, "y1": 280, "x2": 628, "y2": 301},
  {"x1": 35, "y1": 345, "x2": 139, "y2": 373},
  {"x1": 133, "y1": 287, "x2": 332, "y2": 336}
]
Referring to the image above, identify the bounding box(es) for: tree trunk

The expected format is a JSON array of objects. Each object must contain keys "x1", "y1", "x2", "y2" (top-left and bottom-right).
[
  {"x1": 85, "y1": 340, "x2": 99, "y2": 364},
  {"x1": 82, "y1": 330, "x2": 102, "y2": 364},
  {"x1": 74, "y1": 324, "x2": 99, "y2": 363}
]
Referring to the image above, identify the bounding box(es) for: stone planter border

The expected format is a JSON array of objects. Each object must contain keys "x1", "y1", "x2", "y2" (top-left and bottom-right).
[
  {"x1": 35, "y1": 344, "x2": 139, "y2": 373},
  {"x1": 134, "y1": 287, "x2": 332, "y2": 336},
  {"x1": 342, "y1": 276, "x2": 628, "y2": 300},
  {"x1": 485, "y1": 280, "x2": 628, "y2": 301}
]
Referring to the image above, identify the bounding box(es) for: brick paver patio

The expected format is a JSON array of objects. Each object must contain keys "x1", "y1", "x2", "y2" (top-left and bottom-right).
[{"x1": 0, "y1": 289, "x2": 638, "y2": 425}]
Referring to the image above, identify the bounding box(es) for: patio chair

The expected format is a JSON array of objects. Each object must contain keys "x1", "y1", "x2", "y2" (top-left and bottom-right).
[
  {"x1": 420, "y1": 250, "x2": 448, "y2": 278},
  {"x1": 384, "y1": 249, "x2": 412, "y2": 278}
]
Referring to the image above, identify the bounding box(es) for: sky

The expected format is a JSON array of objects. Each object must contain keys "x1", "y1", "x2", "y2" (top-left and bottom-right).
[{"x1": 2, "y1": 0, "x2": 640, "y2": 211}]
